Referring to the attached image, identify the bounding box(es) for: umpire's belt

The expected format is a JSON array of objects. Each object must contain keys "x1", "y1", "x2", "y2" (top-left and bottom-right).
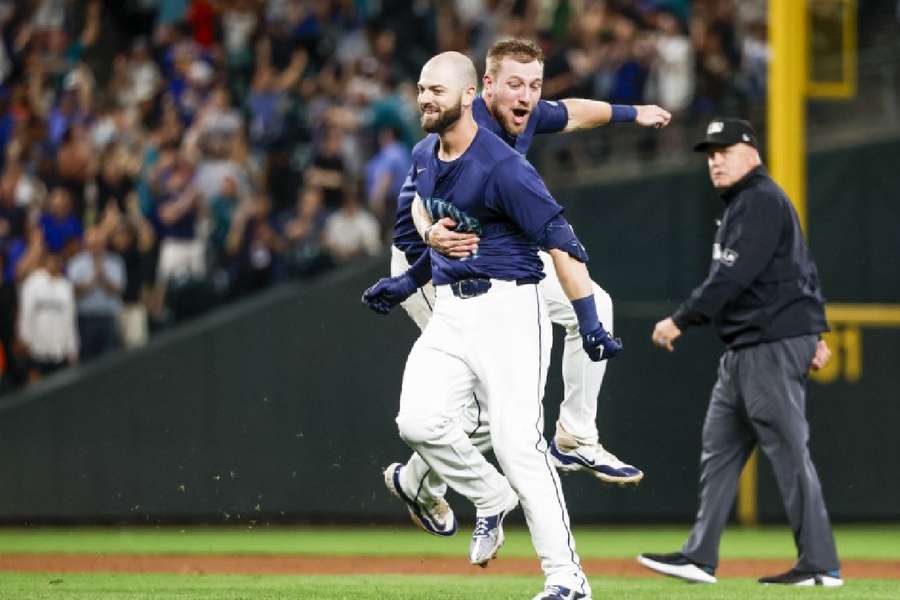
[{"x1": 448, "y1": 277, "x2": 540, "y2": 299}]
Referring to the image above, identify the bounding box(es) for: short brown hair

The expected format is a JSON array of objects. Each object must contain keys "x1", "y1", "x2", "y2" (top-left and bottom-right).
[{"x1": 485, "y1": 39, "x2": 544, "y2": 76}]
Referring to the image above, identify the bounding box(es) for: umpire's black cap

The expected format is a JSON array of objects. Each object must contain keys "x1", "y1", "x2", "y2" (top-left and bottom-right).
[{"x1": 693, "y1": 118, "x2": 758, "y2": 152}]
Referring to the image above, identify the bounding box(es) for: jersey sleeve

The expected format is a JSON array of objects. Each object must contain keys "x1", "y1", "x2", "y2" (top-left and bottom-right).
[
  {"x1": 534, "y1": 99, "x2": 569, "y2": 134},
  {"x1": 485, "y1": 155, "x2": 563, "y2": 240},
  {"x1": 673, "y1": 191, "x2": 784, "y2": 329}
]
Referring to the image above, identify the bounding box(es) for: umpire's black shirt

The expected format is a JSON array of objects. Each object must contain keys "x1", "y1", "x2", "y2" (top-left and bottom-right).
[{"x1": 672, "y1": 165, "x2": 829, "y2": 348}]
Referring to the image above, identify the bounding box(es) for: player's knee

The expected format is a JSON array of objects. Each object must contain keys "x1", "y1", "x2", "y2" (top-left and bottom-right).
[{"x1": 396, "y1": 413, "x2": 438, "y2": 446}]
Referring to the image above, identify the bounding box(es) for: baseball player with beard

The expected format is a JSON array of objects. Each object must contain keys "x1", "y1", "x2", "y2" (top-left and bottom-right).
[
  {"x1": 391, "y1": 50, "x2": 623, "y2": 600},
  {"x1": 364, "y1": 40, "x2": 670, "y2": 536}
]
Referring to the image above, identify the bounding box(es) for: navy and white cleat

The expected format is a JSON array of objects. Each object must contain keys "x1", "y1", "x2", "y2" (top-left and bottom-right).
[
  {"x1": 531, "y1": 584, "x2": 591, "y2": 600},
  {"x1": 550, "y1": 433, "x2": 643, "y2": 486},
  {"x1": 383, "y1": 463, "x2": 457, "y2": 537},
  {"x1": 469, "y1": 498, "x2": 518, "y2": 567}
]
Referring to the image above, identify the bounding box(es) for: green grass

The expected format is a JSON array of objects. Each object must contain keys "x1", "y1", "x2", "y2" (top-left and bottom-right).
[
  {"x1": 0, "y1": 573, "x2": 898, "y2": 600},
  {"x1": 0, "y1": 526, "x2": 897, "y2": 599},
  {"x1": 0, "y1": 525, "x2": 897, "y2": 560}
]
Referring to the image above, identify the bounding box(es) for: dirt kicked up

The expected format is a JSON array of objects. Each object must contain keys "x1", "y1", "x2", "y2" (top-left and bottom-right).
[{"x1": 1, "y1": 555, "x2": 898, "y2": 579}]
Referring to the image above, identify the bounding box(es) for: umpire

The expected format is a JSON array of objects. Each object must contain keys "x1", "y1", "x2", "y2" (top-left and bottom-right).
[{"x1": 638, "y1": 118, "x2": 842, "y2": 587}]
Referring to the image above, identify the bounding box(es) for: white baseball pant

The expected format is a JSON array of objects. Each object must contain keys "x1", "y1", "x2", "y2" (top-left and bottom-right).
[
  {"x1": 395, "y1": 279, "x2": 589, "y2": 594},
  {"x1": 390, "y1": 246, "x2": 612, "y2": 501}
]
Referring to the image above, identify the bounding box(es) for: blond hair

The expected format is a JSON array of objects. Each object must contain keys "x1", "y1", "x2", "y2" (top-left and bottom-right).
[{"x1": 485, "y1": 39, "x2": 544, "y2": 77}]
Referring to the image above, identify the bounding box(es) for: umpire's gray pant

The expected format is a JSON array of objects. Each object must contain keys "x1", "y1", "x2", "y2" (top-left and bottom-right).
[{"x1": 681, "y1": 335, "x2": 840, "y2": 573}]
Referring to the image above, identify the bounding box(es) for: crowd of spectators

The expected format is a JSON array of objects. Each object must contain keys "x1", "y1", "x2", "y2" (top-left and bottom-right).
[{"x1": 0, "y1": 0, "x2": 778, "y2": 392}]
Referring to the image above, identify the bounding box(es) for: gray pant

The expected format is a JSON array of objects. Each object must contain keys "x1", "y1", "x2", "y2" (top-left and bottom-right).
[{"x1": 682, "y1": 335, "x2": 840, "y2": 573}]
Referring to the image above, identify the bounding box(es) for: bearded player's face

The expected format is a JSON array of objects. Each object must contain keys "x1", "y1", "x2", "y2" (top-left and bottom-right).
[
  {"x1": 417, "y1": 81, "x2": 463, "y2": 134},
  {"x1": 484, "y1": 57, "x2": 544, "y2": 136}
]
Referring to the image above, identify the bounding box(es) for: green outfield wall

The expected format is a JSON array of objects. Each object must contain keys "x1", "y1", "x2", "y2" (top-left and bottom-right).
[{"x1": 0, "y1": 138, "x2": 897, "y2": 524}]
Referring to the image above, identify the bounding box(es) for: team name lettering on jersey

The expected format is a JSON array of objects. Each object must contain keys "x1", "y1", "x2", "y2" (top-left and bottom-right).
[
  {"x1": 424, "y1": 196, "x2": 483, "y2": 235},
  {"x1": 712, "y1": 242, "x2": 739, "y2": 267}
]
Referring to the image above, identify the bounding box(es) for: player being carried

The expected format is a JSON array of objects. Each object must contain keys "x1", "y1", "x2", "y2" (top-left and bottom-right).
[{"x1": 364, "y1": 39, "x2": 670, "y2": 537}]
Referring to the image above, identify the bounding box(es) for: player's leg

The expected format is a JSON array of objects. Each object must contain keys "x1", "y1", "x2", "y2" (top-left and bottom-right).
[
  {"x1": 538, "y1": 251, "x2": 642, "y2": 485},
  {"x1": 395, "y1": 298, "x2": 516, "y2": 520},
  {"x1": 389, "y1": 247, "x2": 492, "y2": 510},
  {"x1": 388, "y1": 245, "x2": 450, "y2": 505},
  {"x1": 391, "y1": 385, "x2": 491, "y2": 516},
  {"x1": 740, "y1": 337, "x2": 840, "y2": 576},
  {"x1": 474, "y1": 283, "x2": 590, "y2": 596}
]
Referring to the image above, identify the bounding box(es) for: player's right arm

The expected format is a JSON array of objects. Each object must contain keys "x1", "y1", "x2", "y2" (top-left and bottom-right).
[{"x1": 560, "y1": 99, "x2": 671, "y2": 131}]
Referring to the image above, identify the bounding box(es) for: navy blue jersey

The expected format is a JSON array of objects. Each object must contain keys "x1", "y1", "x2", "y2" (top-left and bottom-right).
[
  {"x1": 393, "y1": 97, "x2": 569, "y2": 259},
  {"x1": 471, "y1": 95, "x2": 569, "y2": 154},
  {"x1": 409, "y1": 128, "x2": 563, "y2": 285}
]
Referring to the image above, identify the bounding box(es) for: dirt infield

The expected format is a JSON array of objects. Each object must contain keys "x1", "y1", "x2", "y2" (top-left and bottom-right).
[{"x1": 1, "y1": 554, "x2": 898, "y2": 579}]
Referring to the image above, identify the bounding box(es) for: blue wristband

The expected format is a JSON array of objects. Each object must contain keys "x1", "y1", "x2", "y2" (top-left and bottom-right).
[
  {"x1": 610, "y1": 104, "x2": 638, "y2": 123},
  {"x1": 572, "y1": 295, "x2": 600, "y2": 334}
]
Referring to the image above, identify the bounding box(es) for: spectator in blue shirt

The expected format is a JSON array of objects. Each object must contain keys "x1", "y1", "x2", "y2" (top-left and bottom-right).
[
  {"x1": 67, "y1": 226, "x2": 124, "y2": 361},
  {"x1": 365, "y1": 126, "x2": 410, "y2": 238},
  {"x1": 39, "y1": 187, "x2": 83, "y2": 256}
]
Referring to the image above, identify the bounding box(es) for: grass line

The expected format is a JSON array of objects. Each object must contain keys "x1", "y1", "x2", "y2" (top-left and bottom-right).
[{"x1": 0, "y1": 525, "x2": 897, "y2": 560}]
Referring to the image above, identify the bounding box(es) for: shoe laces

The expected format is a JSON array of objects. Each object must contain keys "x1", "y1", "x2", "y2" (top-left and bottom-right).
[{"x1": 473, "y1": 516, "x2": 493, "y2": 538}]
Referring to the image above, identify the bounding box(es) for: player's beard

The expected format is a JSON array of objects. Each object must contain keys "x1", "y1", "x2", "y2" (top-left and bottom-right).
[
  {"x1": 489, "y1": 97, "x2": 529, "y2": 135},
  {"x1": 421, "y1": 99, "x2": 463, "y2": 134}
]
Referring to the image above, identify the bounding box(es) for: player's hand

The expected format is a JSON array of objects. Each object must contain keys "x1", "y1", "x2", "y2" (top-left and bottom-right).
[
  {"x1": 582, "y1": 323, "x2": 623, "y2": 362},
  {"x1": 361, "y1": 274, "x2": 417, "y2": 315},
  {"x1": 427, "y1": 217, "x2": 479, "y2": 258},
  {"x1": 810, "y1": 339, "x2": 831, "y2": 371},
  {"x1": 635, "y1": 105, "x2": 672, "y2": 129},
  {"x1": 652, "y1": 317, "x2": 682, "y2": 352}
]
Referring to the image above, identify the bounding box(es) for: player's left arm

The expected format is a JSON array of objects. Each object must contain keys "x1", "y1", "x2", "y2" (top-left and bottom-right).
[
  {"x1": 559, "y1": 99, "x2": 672, "y2": 132},
  {"x1": 487, "y1": 157, "x2": 622, "y2": 361}
]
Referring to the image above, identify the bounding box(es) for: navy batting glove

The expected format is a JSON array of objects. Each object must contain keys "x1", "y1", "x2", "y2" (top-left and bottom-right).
[
  {"x1": 581, "y1": 324, "x2": 623, "y2": 362},
  {"x1": 361, "y1": 274, "x2": 417, "y2": 315}
]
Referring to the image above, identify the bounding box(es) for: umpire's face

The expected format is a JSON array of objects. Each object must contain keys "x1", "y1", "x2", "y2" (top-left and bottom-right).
[
  {"x1": 706, "y1": 143, "x2": 761, "y2": 189},
  {"x1": 483, "y1": 57, "x2": 544, "y2": 135}
]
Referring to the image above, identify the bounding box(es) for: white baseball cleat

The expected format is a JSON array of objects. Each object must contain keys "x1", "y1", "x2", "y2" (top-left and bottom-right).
[
  {"x1": 638, "y1": 552, "x2": 718, "y2": 583},
  {"x1": 550, "y1": 424, "x2": 643, "y2": 485},
  {"x1": 469, "y1": 496, "x2": 518, "y2": 567},
  {"x1": 383, "y1": 463, "x2": 457, "y2": 536},
  {"x1": 531, "y1": 584, "x2": 591, "y2": 599}
]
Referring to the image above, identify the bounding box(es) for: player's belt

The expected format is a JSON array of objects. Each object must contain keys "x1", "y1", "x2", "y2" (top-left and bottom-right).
[{"x1": 449, "y1": 277, "x2": 540, "y2": 299}]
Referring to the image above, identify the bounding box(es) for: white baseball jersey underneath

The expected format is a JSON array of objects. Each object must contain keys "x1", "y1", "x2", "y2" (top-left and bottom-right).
[
  {"x1": 391, "y1": 246, "x2": 613, "y2": 505},
  {"x1": 395, "y1": 279, "x2": 588, "y2": 592}
]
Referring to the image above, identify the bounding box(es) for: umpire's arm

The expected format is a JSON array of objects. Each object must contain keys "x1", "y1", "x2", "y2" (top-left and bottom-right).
[{"x1": 658, "y1": 192, "x2": 783, "y2": 348}]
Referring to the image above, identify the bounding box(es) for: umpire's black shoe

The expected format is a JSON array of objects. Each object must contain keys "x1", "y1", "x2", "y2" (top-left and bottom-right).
[
  {"x1": 637, "y1": 552, "x2": 717, "y2": 583},
  {"x1": 759, "y1": 568, "x2": 844, "y2": 587}
]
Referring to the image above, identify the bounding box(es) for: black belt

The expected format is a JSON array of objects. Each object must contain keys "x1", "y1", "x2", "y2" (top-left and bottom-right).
[{"x1": 449, "y1": 277, "x2": 540, "y2": 299}]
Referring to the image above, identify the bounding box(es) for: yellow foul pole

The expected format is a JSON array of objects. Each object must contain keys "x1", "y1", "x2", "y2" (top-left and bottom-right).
[
  {"x1": 737, "y1": 0, "x2": 809, "y2": 528},
  {"x1": 768, "y1": 0, "x2": 808, "y2": 231}
]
